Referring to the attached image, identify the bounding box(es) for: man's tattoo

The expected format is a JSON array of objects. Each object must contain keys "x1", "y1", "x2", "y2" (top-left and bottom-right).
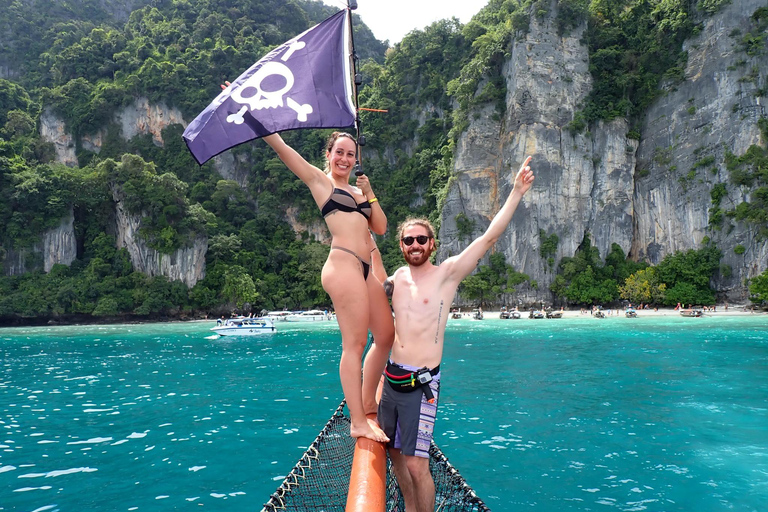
[
  {"x1": 383, "y1": 278, "x2": 394, "y2": 298},
  {"x1": 434, "y1": 300, "x2": 444, "y2": 344}
]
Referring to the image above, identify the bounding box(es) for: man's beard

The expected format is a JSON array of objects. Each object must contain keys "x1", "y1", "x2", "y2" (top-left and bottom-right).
[{"x1": 403, "y1": 245, "x2": 433, "y2": 266}]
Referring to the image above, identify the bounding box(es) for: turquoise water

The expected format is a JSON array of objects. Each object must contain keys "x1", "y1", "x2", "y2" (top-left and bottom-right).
[{"x1": 1, "y1": 315, "x2": 767, "y2": 512}]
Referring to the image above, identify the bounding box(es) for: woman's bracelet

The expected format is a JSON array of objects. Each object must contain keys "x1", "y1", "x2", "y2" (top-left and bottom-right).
[{"x1": 368, "y1": 197, "x2": 378, "y2": 204}]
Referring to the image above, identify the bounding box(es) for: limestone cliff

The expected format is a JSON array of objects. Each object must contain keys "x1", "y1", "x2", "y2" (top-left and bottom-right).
[
  {"x1": 633, "y1": 0, "x2": 768, "y2": 302},
  {"x1": 113, "y1": 199, "x2": 207, "y2": 287},
  {"x1": 39, "y1": 99, "x2": 208, "y2": 286},
  {"x1": 40, "y1": 108, "x2": 78, "y2": 167},
  {"x1": 439, "y1": 0, "x2": 766, "y2": 303},
  {"x1": 2, "y1": 210, "x2": 77, "y2": 276}
]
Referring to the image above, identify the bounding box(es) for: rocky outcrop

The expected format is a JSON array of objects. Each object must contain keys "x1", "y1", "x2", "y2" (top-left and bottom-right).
[
  {"x1": 2, "y1": 210, "x2": 77, "y2": 276},
  {"x1": 633, "y1": 0, "x2": 768, "y2": 302},
  {"x1": 42, "y1": 211, "x2": 78, "y2": 272},
  {"x1": 40, "y1": 98, "x2": 187, "y2": 166},
  {"x1": 116, "y1": 97, "x2": 186, "y2": 145},
  {"x1": 40, "y1": 108, "x2": 78, "y2": 167},
  {"x1": 440, "y1": 0, "x2": 766, "y2": 303},
  {"x1": 40, "y1": 99, "x2": 208, "y2": 286},
  {"x1": 440, "y1": 0, "x2": 636, "y2": 298},
  {"x1": 285, "y1": 207, "x2": 331, "y2": 244},
  {"x1": 113, "y1": 201, "x2": 207, "y2": 287}
]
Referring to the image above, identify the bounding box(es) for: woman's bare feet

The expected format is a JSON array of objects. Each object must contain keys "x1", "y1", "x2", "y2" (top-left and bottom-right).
[
  {"x1": 363, "y1": 398, "x2": 379, "y2": 417},
  {"x1": 350, "y1": 418, "x2": 389, "y2": 443}
]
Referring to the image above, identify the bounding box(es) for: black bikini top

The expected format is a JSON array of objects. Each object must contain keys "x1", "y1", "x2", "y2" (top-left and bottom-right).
[{"x1": 320, "y1": 188, "x2": 372, "y2": 219}]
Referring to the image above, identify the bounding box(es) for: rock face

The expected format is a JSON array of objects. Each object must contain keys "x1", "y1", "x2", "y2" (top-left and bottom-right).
[
  {"x1": 2, "y1": 210, "x2": 77, "y2": 276},
  {"x1": 116, "y1": 97, "x2": 187, "y2": 145},
  {"x1": 439, "y1": 0, "x2": 767, "y2": 303},
  {"x1": 39, "y1": 99, "x2": 207, "y2": 286},
  {"x1": 40, "y1": 99, "x2": 187, "y2": 167},
  {"x1": 633, "y1": 0, "x2": 768, "y2": 302},
  {"x1": 42, "y1": 211, "x2": 78, "y2": 272},
  {"x1": 113, "y1": 200, "x2": 207, "y2": 287},
  {"x1": 40, "y1": 108, "x2": 78, "y2": 167}
]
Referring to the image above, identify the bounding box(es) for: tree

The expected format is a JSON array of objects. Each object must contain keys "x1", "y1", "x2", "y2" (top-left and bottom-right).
[
  {"x1": 620, "y1": 267, "x2": 666, "y2": 305},
  {"x1": 748, "y1": 268, "x2": 768, "y2": 305},
  {"x1": 459, "y1": 274, "x2": 490, "y2": 306},
  {"x1": 655, "y1": 245, "x2": 721, "y2": 306},
  {"x1": 551, "y1": 234, "x2": 620, "y2": 305},
  {"x1": 222, "y1": 265, "x2": 258, "y2": 310}
]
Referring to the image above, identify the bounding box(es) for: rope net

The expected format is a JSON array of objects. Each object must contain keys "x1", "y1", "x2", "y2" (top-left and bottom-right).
[{"x1": 261, "y1": 401, "x2": 490, "y2": 512}]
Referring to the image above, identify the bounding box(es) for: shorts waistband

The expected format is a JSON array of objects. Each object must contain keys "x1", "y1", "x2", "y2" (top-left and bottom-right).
[{"x1": 385, "y1": 361, "x2": 440, "y2": 393}]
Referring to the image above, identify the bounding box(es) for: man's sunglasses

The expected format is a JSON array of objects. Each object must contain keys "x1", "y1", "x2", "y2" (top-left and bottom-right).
[{"x1": 401, "y1": 235, "x2": 432, "y2": 246}]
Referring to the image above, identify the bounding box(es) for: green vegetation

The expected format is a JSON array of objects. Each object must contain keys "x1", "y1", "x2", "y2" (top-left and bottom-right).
[
  {"x1": 574, "y1": 0, "x2": 722, "y2": 130},
  {"x1": 0, "y1": 0, "x2": 759, "y2": 322},
  {"x1": 549, "y1": 235, "x2": 721, "y2": 307},
  {"x1": 724, "y1": 128, "x2": 768, "y2": 238},
  {"x1": 550, "y1": 236, "x2": 645, "y2": 305},
  {"x1": 748, "y1": 267, "x2": 768, "y2": 305},
  {"x1": 539, "y1": 229, "x2": 559, "y2": 269},
  {"x1": 459, "y1": 252, "x2": 530, "y2": 306},
  {"x1": 619, "y1": 267, "x2": 666, "y2": 305}
]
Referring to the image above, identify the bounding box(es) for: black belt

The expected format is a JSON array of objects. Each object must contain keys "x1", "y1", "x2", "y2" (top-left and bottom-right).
[{"x1": 384, "y1": 362, "x2": 439, "y2": 402}]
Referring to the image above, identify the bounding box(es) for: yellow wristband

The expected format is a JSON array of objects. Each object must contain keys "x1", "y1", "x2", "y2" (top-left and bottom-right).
[{"x1": 368, "y1": 197, "x2": 378, "y2": 204}]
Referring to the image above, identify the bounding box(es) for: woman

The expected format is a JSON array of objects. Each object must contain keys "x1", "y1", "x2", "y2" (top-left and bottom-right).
[{"x1": 264, "y1": 131, "x2": 394, "y2": 442}]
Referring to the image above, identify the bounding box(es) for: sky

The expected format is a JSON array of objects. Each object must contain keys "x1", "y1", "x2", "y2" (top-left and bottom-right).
[{"x1": 321, "y1": 0, "x2": 490, "y2": 44}]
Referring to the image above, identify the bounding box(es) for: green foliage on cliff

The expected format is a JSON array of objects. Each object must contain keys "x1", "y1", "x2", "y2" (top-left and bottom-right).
[
  {"x1": 749, "y1": 267, "x2": 768, "y2": 305},
  {"x1": 550, "y1": 236, "x2": 721, "y2": 307},
  {"x1": 550, "y1": 236, "x2": 645, "y2": 305},
  {"x1": 578, "y1": 0, "x2": 697, "y2": 124},
  {"x1": 459, "y1": 251, "x2": 530, "y2": 306},
  {"x1": 724, "y1": 131, "x2": 768, "y2": 238}
]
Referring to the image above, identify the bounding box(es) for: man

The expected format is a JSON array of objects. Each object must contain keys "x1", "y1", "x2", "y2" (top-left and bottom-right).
[{"x1": 378, "y1": 156, "x2": 534, "y2": 512}]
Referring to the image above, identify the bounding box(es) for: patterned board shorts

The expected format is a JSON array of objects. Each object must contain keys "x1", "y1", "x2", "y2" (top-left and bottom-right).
[{"x1": 378, "y1": 361, "x2": 441, "y2": 458}]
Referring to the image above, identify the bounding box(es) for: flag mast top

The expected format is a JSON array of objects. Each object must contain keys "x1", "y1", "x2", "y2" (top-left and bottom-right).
[{"x1": 346, "y1": 0, "x2": 366, "y2": 176}]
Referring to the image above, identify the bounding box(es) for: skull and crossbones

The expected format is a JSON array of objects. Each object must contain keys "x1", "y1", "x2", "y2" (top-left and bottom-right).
[{"x1": 225, "y1": 40, "x2": 314, "y2": 125}]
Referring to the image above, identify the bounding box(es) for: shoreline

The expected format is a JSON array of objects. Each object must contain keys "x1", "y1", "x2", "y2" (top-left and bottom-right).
[
  {"x1": 454, "y1": 307, "x2": 765, "y2": 319},
  {"x1": 1, "y1": 307, "x2": 764, "y2": 329}
]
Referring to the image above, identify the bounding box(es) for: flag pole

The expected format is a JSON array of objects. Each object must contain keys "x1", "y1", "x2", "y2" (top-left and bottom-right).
[{"x1": 346, "y1": 0, "x2": 366, "y2": 176}]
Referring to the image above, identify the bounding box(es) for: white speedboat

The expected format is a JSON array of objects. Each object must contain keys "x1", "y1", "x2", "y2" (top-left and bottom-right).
[
  {"x1": 285, "y1": 310, "x2": 329, "y2": 322},
  {"x1": 211, "y1": 317, "x2": 276, "y2": 336},
  {"x1": 265, "y1": 311, "x2": 292, "y2": 321}
]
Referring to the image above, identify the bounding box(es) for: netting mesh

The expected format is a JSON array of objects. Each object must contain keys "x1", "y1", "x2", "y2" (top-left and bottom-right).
[{"x1": 261, "y1": 401, "x2": 490, "y2": 512}]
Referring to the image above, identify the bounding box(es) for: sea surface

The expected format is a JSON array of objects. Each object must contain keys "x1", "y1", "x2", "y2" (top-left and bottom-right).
[{"x1": 1, "y1": 314, "x2": 767, "y2": 512}]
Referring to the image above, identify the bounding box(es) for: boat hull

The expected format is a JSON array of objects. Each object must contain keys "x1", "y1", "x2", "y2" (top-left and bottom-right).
[
  {"x1": 212, "y1": 317, "x2": 276, "y2": 336},
  {"x1": 284, "y1": 310, "x2": 330, "y2": 322}
]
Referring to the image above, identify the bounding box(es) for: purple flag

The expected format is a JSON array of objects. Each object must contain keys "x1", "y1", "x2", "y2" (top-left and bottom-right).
[{"x1": 183, "y1": 10, "x2": 355, "y2": 165}]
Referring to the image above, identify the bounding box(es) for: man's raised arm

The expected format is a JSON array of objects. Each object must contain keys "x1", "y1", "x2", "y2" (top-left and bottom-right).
[{"x1": 445, "y1": 156, "x2": 534, "y2": 283}]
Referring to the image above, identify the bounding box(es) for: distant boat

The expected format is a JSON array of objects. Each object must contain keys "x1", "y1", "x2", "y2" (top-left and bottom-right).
[
  {"x1": 212, "y1": 317, "x2": 276, "y2": 336},
  {"x1": 529, "y1": 310, "x2": 545, "y2": 319},
  {"x1": 472, "y1": 309, "x2": 484, "y2": 320},
  {"x1": 625, "y1": 308, "x2": 638, "y2": 318},
  {"x1": 285, "y1": 310, "x2": 330, "y2": 322},
  {"x1": 500, "y1": 309, "x2": 521, "y2": 319},
  {"x1": 265, "y1": 311, "x2": 292, "y2": 321},
  {"x1": 680, "y1": 309, "x2": 703, "y2": 317}
]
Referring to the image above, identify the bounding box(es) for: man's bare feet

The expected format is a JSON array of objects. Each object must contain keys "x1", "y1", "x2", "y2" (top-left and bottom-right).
[{"x1": 350, "y1": 419, "x2": 389, "y2": 443}]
